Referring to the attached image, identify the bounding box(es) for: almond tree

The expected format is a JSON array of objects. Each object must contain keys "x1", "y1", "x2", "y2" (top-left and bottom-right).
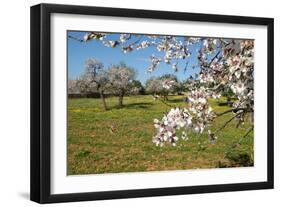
[
  {"x1": 108, "y1": 62, "x2": 136, "y2": 107},
  {"x1": 80, "y1": 58, "x2": 110, "y2": 110},
  {"x1": 68, "y1": 79, "x2": 81, "y2": 94},
  {"x1": 146, "y1": 74, "x2": 180, "y2": 100},
  {"x1": 130, "y1": 80, "x2": 145, "y2": 95}
]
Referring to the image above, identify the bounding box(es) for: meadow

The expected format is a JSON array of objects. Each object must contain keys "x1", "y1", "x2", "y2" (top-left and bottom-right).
[{"x1": 67, "y1": 95, "x2": 253, "y2": 175}]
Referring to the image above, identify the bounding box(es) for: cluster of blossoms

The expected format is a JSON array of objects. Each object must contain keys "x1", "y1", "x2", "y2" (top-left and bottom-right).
[
  {"x1": 152, "y1": 87, "x2": 215, "y2": 146},
  {"x1": 162, "y1": 79, "x2": 176, "y2": 90},
  {"x1": 153, "y1": 108, "x2": 192, "y2": 146},
  {"x1": 198, "y1": 39, "x2": 254, "y2": 114},
  {"x1": 152, "y1": 39, "x2": 253, "y2": 146},
  {"x1": 148, "y1": 55, "x2": 162, "y2": 72},
  {"x1": 227, "y1": 41, "x2": 254, "y2": 110},
  {"x1": 82, "y1": 33, "x2": 195, "y2": 72},
  {"x1": 79, "y1": 32, "x2": 254, "y2": 146}
]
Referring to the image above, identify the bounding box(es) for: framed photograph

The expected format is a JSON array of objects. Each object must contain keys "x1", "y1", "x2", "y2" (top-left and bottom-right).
[{"x1": 30, "y1": 3, "x2": 274, "y2": 203}]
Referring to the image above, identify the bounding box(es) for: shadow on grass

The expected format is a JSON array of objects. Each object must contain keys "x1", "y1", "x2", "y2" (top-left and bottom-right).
[
  {"x1": 165, "y1": 97, "x2": 185, "y2": 104},
  {"x1": 110, "y1": 102, "x2": 154, "y2": 110}
]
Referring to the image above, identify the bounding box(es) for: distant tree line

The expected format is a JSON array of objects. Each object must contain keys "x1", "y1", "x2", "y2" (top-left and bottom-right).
[{"x1": 68, "y1": 58, "x2": 187, "y2": 110}]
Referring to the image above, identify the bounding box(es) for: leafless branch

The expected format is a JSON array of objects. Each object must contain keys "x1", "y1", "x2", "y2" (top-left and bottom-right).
[
  {"x1": 243, "y1": 126, "x2": 254, "y2": 138},
  {"x1": 215, "y1": 108, "x2": 252, "y2": 117},
  {"x1": 68, "y1": 35, "x2": 84, "y2": 42},
  {"x1": 214, "y1": 111, "x2": 243, "y2": 134}
]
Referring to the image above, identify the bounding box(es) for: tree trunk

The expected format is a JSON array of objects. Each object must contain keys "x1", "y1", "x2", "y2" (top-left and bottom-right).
[
  {"x1": 99, "y1": 91, "x2": 107, "y2": 110},
  {"x1": 118, "y1": 94, "x2": 123, "y2": 107},
  {"x1": 227, "y1": 96, "x2": 231, "y2": 103}
]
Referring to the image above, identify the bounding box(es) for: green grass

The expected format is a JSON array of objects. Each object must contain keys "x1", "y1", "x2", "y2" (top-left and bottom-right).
[{"x1": 67, "y1": 95, "x2": 253, "y2": 175}]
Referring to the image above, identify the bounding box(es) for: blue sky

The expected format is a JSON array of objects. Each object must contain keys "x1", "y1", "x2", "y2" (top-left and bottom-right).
[{"x1": 67, "y1": 31, "x2": 202, "y2": 84}]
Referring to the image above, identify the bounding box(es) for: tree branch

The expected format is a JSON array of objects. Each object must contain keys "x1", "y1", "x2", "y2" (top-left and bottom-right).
[
  {"x1": 214, "y1": 111, "x2": 243, "y2": 134},
  {"x1": 210, "y1": 50, "x2": 221, "y2": 64},
  {"x1": 230, "y1": 125, "x2": 254, "y2": 148},
  {"x1": 68, "y1": 35, "x2": 84, "y2": 42},
  {"x1": 243, "y1": 126, "x2": 254, "y2": 138},
  {"x1": 215, "y1": 108, "x2": 252, "y2": 117}
]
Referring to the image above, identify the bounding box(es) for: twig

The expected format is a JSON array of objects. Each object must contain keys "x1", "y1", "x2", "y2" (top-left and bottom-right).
[
  {"x1": 214, "y1": 111, "x2": 243, "y2": 134},
  {"x1": 215, "y1": 108, "x2": 249, "y2": 117},
  {"x1": 122, "y1": 35, "x2": 143, "y2": 48},
  {"x1": 236, "y1": 118, "x2": 243, "y2": 128},
  {"x1": 183, "y1": 61, "x2": 189, "y2": 73},
  {"x1": 131, "y1": 35, "x2": 143, "y2": 45},
  {"x1": 243, "y1": 126, "x2": 254, "y2": 138},
  {"x1": 209, "y1": 50, "x2": 221, "y2": 64},
  {"x1": 68, "y1": 35, "x2": 84, "y2": 42},
  {"x1": 231, "y1": 126, "x2": 254, "y2": 148}
]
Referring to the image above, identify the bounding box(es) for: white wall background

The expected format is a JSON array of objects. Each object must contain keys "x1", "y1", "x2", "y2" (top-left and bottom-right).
[{"x1": 0, "y1": 0, "x2": 279, "y2": 206}]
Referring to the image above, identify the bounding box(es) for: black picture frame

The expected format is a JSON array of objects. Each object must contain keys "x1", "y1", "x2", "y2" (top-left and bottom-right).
[{"x1": 30, "y1": 3, "x2": 274, "y2": 204}]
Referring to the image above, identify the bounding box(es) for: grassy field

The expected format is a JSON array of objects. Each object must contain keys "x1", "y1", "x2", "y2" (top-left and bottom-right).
[{"x1": 67, "y1": 95, "x2": 253, "y2": 175}]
